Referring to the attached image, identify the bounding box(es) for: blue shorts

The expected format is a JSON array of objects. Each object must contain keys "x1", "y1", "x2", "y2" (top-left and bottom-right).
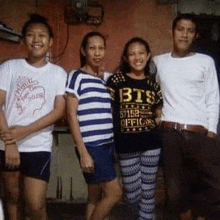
[
  {"x1": 76, "y1": 143, "x2": 117, "y2": 185},
  {"x1": 0, "y1": 150, "x2": 51, "y2": 183}
]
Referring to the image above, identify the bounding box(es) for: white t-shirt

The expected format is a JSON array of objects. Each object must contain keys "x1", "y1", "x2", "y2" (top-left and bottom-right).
[
  {"x1": 153, "y1": 52, "x2": 219, "y2": 133},
  {"x1": 0, "y1": 59, "x2": 67, "y2": 152}
]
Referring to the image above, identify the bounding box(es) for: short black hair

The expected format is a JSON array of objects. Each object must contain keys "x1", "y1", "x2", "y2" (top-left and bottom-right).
[
  {"x1": 80, "y1": 32, "x2": 106, "y2": 67},
  {"x1": 172, "y1": 13, "x2": 199, "y2": 33},
  {"x1": 22, "y1": 13, "x2": 54, "y2": 38}
]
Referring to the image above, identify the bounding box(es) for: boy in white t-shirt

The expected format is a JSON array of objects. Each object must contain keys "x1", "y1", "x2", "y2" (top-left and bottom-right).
[{"x1": 0, "y1": 14, "x2": 67, "y2": 219}]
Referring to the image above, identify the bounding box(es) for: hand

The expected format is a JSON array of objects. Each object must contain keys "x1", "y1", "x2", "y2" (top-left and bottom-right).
[
  {"x1": 155, "y1": 106, "x2": 162, "y2": 126},
  {"x1": 155, "y1": 117, "x2": 161, "y2": 125},
  {"x1": 0, "y1": 126, "x2": 29, "y2": 145},
  {"x1": 0, "y1": 128, "x2": 16, "y2": 144},
  {"x1": 80, "y1": 152, "x2": 94, "y2": 173},
  {"x1": 207, "y1": 131, "x2": 217, "y2": 139},
  {"x1": 97, "y1": 63, "x2": 105, "y2": 79},
  {"x1": 5, "y1": 144, "x2": 20, "y2": 169}
]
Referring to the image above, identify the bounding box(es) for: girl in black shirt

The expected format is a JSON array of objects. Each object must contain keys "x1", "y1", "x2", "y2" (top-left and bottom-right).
[{"x1": 107, "y1": 37, "x2": 162, "y2": 220}]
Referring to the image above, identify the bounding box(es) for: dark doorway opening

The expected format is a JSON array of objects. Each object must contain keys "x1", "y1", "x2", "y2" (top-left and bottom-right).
[{"x1": 195, "y1": 15, "x2": 220, "y2": 83}]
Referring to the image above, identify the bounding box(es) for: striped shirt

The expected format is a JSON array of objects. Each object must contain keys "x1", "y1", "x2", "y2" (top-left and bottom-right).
[{"x1": 66, "y1": 69, "x2": 114, "y2": 147}]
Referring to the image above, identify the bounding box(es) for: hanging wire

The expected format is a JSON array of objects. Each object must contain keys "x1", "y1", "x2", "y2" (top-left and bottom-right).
[
  {"x1": 53, "y1": 24, "x2": 70, "y2": 63},
  {"x1": 34, "y1": 0, "x2": 69, "y2": 63}
]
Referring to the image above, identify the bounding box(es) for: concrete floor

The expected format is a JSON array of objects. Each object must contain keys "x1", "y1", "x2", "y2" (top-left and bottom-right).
[{"x1": 47, "y1": 201, "x2": 165, "y2": 220}]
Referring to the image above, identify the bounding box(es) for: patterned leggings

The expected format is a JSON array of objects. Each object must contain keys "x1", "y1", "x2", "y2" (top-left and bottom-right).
[{"x1": 119, "y1": 148, "x2": 161, "y2": 220}]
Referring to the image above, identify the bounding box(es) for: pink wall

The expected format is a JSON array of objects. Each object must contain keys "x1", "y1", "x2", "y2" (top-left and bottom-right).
[{"x1": 0, "y1": 0, "x2": 174, "y2": 72}]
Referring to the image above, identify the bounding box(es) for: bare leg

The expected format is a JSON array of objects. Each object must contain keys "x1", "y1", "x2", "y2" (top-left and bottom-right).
[
  {"x1": 24, "y1": 176, "x2": 47, "y2": 220},
  {"x1": 90, "y1": 177, "x2": 122, "y2": 220},
  {"x1": 1, "y1": 171, "x2": 24, "y2": 220},
  {"x1": 86, "y1": 185, "x2": 102, "y2": 220}
]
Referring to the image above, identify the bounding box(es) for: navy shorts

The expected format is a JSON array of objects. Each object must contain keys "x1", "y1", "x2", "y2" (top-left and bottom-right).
[
  {"x1": 76, "y1": 143, "x2": 117, "y2": 185},
  {"x1": 0, "y1": 150, "x2": 51, "y2": 183}
]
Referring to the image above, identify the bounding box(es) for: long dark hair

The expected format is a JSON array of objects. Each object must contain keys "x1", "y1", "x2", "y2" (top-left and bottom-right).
[
  {"x1": 116, "y1": 37, "x2": 152, "y2": 76},
  {"x1": 22, "y1": 13, "x2": 54, "y2": 38},
  {"x1": 80, "y1": 32, "x2": 106, "y2": 67}
]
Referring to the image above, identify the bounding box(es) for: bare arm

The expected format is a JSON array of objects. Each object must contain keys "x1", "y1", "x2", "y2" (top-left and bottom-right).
[
  {"x1": 1, "y1": 95, "x2": 66, "y2": 144},
  {"x1": 0, "y1": 89, "x2": 20, "y2": 168},
  {"x1": 155, "y1": 105, "x2": 162, "y2": 125},
  {"x1": 66, "y1": 93, "x2": 94, "y2": 173},
  {"x1": 0, "y1": 90, "x2": 8, "y2": 131}
]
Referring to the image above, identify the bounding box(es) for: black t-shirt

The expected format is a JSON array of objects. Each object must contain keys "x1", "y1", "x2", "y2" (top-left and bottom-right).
[{"x1": 106, "y1": 73, "x2": 163, "y2": 154}]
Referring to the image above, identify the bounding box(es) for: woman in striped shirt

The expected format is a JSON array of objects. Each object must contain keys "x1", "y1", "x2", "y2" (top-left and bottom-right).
[{"x1": 66, "y1": 32, "x2": 122, "y2": 220}]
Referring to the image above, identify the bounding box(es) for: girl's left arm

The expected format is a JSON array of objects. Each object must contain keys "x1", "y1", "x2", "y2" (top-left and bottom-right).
[
  {"x1": 154, "y1": 80, "x2": 163, "y2": 125},
  {"x1": 155, "y1": 105, "x2": 162, "y2": 125},
  {"x1": 1, "y1": 95, "x2": 66, "y2": 144}
]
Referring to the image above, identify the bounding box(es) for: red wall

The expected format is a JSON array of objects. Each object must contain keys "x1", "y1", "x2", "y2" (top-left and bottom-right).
[{"x1": 0, "y1": 0, "x2": 174, "y2": 72}]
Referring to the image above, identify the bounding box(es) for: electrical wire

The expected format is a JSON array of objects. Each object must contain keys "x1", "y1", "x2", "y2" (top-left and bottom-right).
[
  {"x1": 34, "y1": 0, "x2": 69, "y2": 63},
  {"x1": 53, "y1": 24, "x2": 70, "y2": 63}
]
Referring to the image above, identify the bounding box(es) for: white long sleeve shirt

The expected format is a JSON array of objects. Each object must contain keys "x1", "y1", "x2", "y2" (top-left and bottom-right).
[{"x1": 153, "y1": 52, "x2": 219, "y2": 133}]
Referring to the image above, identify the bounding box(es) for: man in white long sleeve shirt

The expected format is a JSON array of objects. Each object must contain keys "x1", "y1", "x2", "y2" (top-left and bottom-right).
[{"x1": 154, "y1": 14, "x2": 220, "y2": 220}]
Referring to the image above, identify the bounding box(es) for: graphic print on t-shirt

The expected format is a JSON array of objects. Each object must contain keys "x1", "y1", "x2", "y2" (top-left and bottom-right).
[
  {"x1": 119, "y1": 87, "x2": 156, "y2": 133},
  {"x1": 107, "y1": 72, "x2": 162, "y2": 137},
  {"x1": 14, "y1": 76, "x2": 46, "y2": 116}
]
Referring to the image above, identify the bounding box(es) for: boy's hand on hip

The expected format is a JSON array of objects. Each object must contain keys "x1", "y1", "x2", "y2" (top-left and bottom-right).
[{"x1": 207, "y1": 131, "x2": 217, "y2": 139}]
